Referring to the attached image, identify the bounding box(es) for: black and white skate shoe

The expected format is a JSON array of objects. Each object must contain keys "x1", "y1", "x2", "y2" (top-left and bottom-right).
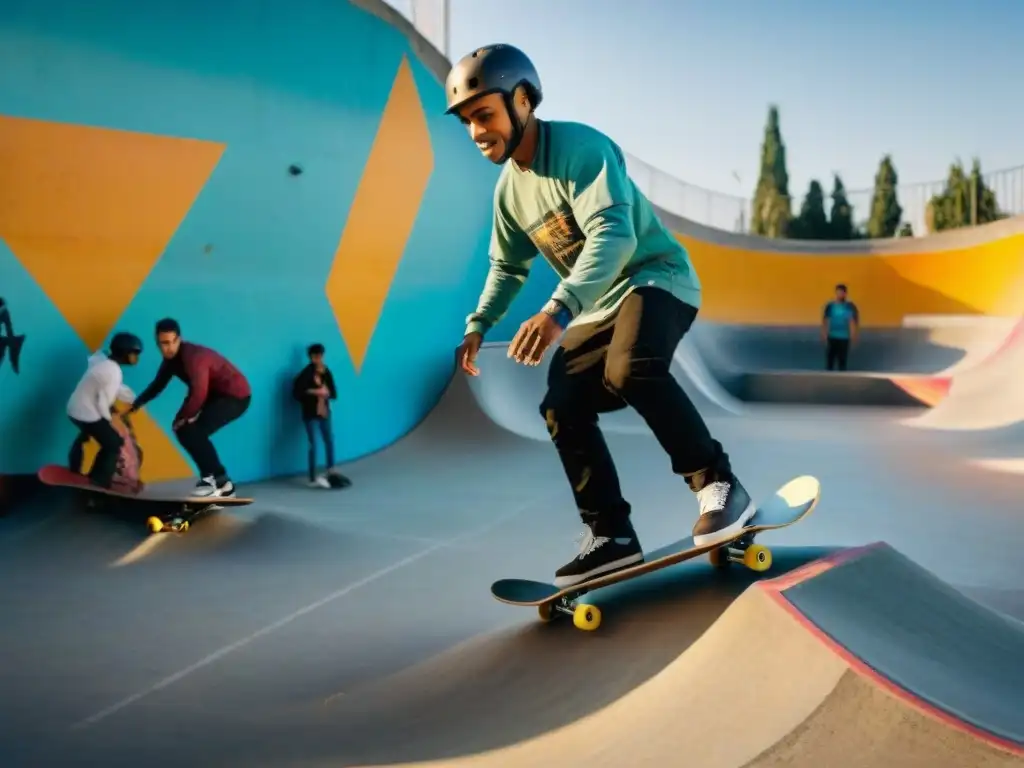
[
  {"x1": 192, "y1": 476, "x2": 235, "y2": 499},
  {"x1": 213, "y1": 480, "x2": 235, "y2": 498},
  {"x1": 192, "y1": 476, "x2": 218, "y2": 497},
  {"x1": 691, "y1": 475, "x2": 756, "y2": 547},
  {"x1": 553, "y1": 528, "x2": 644, "y2": 589}
]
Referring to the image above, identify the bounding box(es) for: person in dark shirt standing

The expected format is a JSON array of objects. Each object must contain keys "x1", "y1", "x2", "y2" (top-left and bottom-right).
[
  {"x1": 292, "y1": 343, "x2": 338, "y2": 488},
  {"x1": 129, "y1": 318, "x2": 251, "y2": 497},
  {"x1": 821, "y1": 283, "x2": 859, "y2": 371}
]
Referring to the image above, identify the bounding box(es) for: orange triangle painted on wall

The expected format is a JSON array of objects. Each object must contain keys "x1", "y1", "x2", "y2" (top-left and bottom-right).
[
  {"x1": 0, "y1": 115, "x2": 225, "y2": 350},
  {"x1": 326, "y1": 56, "x2": 434, "y2": 372}
]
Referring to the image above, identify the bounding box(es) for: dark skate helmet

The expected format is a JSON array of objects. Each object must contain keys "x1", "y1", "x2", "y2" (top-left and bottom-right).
[
  {"x1": 109, "y1": 332, "x2": 143, "y2": 364},
  {"x1": 445, "y1": 44, "x2": 542, "y2": 162}
]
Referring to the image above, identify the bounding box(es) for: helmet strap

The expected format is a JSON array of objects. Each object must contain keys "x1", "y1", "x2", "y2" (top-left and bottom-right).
[
  {"x1": 108, "y1": 349, "x2": 135, "y2": 365},
  {"x1": 497, "y1": 91, "x2": 526, "y2": 164}
]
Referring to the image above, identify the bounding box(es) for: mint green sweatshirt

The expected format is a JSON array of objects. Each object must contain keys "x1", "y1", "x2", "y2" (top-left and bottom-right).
[{"x1": 465, "y1": 119, "x2": 701, "y2": 337}]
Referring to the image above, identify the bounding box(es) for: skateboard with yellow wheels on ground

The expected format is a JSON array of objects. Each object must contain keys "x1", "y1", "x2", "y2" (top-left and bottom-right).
[
  {"x1": 490, "y1": 475, "x2": 821, "y2": 632},
  {"x1": 38, "y1": 464, "x2": 254, "y2": 534}
]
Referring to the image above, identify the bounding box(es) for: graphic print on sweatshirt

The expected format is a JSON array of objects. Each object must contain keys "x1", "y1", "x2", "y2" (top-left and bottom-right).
[{"x1": 524, "y1": 201, "x2": 586, "y2": 272}]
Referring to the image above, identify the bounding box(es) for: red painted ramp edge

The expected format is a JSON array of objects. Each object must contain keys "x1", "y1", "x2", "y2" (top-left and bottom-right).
[
  {"x1": 758, "y1": 543, "x2": 1024, "y2": 756},
  {"x1": 889, "y1": 376, "x2": 952, "y2": 407}
]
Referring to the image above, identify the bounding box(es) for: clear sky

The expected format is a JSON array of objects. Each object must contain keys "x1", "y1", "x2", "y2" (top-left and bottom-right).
[{"x1": 394, "y1": 0, "x2": 1022, "y2": 207}]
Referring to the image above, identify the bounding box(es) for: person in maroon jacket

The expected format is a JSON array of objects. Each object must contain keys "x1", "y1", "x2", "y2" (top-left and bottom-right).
[{"x1": 129, "y1": 318, "x2": 251, "y2": 497}]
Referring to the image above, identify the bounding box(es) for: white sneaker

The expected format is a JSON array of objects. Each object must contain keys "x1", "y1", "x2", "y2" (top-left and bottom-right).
[
  {"x1": 192, "y1": 476, "x2": 217, "y2": 497},
  {"x1": 692, "y1": 477, "x2": 756, "y2": 547},
  {"x1": 213, "y1": 480, "x2": 236, "y2": 498}
]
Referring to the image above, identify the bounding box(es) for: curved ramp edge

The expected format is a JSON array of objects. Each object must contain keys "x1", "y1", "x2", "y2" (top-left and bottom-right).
[
  {"x1": 765, "y1": 542, "x2": 1024, "y2": 754},
  {"x1": 735, "y1": 371, "x2": 947, "y2": 408},
  {"x1": 910, "y1": 315, "x2": 1024, "y2": 431},
  {"x1": 339, "y1": 556, "x2": 850, "y2": 768},
  {"x1": 462, "y1": 340, "x2": 741, "y2": 443},
  {"x1": 343, "y1": 544, "x2": 1023, "y2": 768}
]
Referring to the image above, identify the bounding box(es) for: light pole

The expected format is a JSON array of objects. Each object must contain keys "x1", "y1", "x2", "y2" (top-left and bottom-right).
[{"x1": 732, "y1": 171, "x2": 746, "y2": 233}]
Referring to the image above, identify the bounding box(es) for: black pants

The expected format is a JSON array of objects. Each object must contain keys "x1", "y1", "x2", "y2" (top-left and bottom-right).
[
  {"x1": 826, "y1": 337, "x2": 850, "y2": 370},
  {"x1": 539, "y1": 286, "x2": 732, "y2": 532},
  {"x1": 69, "y1": 417, "x2": 124, "y2": 488},
  {"x1": 304, "y1": 417, "x2": 335, "y2": 481},
  {"x1": 175, "y1": 395, "x2": 250, "y2": 481}
]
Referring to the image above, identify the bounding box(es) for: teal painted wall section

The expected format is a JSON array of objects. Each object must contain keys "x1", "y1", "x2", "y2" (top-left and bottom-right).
[
  {"x1": 0, "y1": 0, "x2": 544, "y2": 481},
  {"x1": 0, "y1": 281, "x2": 89, "y2": 474}
]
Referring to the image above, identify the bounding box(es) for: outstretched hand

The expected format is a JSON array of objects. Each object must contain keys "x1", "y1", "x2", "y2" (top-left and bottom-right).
[
  {"x1": 508, "y1": 312, "x2": 563, "y2": 366},
  {"x1": 456, "y1": 332, "x2": 483, "y2": 376}
]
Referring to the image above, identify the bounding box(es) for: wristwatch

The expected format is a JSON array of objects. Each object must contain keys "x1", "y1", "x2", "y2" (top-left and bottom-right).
[{"x1": 542, "y1": 299, "x2": 573, "y2": 329}]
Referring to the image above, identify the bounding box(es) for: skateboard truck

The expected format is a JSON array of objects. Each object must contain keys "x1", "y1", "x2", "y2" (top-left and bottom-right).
[
  {"x1": 147, "y1": 515, "x2": 192, "y2": 533},
  {"x1": 145, "y1": 501, "x2": 224, "y2": 534},
  {"x1": 708, "y1": 531, "x2": 773, "y2": 571},
  {"x1": 539, "y1": 593, "x2": 603, "y2": 631}
]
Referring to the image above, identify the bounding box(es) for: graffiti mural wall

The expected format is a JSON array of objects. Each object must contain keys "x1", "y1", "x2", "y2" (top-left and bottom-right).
[{"x1": 0, "y1": 0, "x2": 554, "y2": 483}]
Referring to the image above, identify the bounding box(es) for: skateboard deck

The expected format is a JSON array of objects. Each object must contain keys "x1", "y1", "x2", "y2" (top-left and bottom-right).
[
  {"x1": 38, "y1": 464, "x2": 253, "y2": 533},
  {"x1": 491, "y1": 474, "x2": 820, "y2": 631},
  {"x1": 326, "y1": 470, "x2": 352, "y2": 489}
]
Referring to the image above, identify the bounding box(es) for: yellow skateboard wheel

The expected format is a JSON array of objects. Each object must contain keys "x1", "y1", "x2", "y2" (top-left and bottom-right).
[
  {"x1": 146, "y1": 516, "x2": 164, "y2": 533},
  {"x1": 537, "y1": 603, "x2": 554, "y2": 623},
  {"x1": 744, "y1": 544, "x2": 772, "y2": 572},
  {"x1": 573, "y1": 604, "x2": 602, "y2": 631}
]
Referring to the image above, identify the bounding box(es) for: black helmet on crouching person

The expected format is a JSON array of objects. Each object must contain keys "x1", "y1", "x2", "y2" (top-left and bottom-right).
[
  {"x1": 108, "y1": 332, "x2": 143, "y2": 364},
  {"x1": 445, "y1": 44, "x2": 542, "y2": 163}
]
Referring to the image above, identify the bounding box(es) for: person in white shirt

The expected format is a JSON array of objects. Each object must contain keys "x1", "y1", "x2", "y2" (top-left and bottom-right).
[{"x1": 66, "y1": 332, "x2": 143, "y2": 489}]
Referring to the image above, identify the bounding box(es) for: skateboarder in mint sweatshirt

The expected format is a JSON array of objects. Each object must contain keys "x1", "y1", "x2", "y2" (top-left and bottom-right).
[{"x1": 446, "y1": 44, "x2": 754, "y2": 588}]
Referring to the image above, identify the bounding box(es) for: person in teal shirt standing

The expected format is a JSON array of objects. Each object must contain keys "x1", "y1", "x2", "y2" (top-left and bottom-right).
[
  {"x1": 821, "y1": 283, "x2": 859, "y2": 370},
  {"x1": 447, "y1": 44, "x2": 754, "y2": 588}
]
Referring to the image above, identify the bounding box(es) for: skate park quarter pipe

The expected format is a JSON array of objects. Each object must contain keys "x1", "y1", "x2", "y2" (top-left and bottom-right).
[{"x1": 3, "y1": 1, "x2": 1024, "y2": 766}]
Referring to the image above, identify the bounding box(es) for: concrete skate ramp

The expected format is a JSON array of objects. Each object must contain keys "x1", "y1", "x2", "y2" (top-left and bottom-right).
[
  {"x1": 340, "y1": 544, "x2": 1024, "y2": 768},
  {"x1": 319, "y1": 547, "x2": 834, "y2": 767},
  {"x1": 465, "y1": 340, "x2": 742, "y2": 442},
  {"x1": 910, "y1": 316, "x2": 1024, "y2": 431},
  {"x1": 902, "y1": 262, "x2": 1024, "y2": 431},
  {"x1": 656, "y1": 210, "x2": 1024, "y2": 329},
  {"x1": 687, "y1": 315, "x2": 1018, "y2": 408},
  {"x1": 735, "y1": 371, "x2": 944, "y2": 408},
  {"x1": 688, "y1": 316, "x2": 1017, "y2": 375},
  {"x1": 638, "y1": 211, "x2": 1024, "y2": 412},
  {"x1": 774, "y1": 543, "x2": 1024, "y2": 749}
]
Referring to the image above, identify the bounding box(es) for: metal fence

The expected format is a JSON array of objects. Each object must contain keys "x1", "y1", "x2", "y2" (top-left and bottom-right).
[
  {"x1": 385, "y1": 0, "x2": 450, "y2": 58},
  {"x1": 386, "y1": 0, "x2": 1024, "y2": 237},
  {"x1": 626, "y1": 153, "x2": 1024, "y2": 236}
]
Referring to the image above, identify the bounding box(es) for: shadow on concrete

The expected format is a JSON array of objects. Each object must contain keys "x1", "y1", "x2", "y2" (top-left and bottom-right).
[{"x1": 265, "y1": 547, "x2": 838, "y2": 767}]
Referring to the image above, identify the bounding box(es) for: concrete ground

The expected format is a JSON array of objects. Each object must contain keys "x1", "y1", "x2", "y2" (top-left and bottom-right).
[{"x1": 2, "y1": 369, "x2": 1022, "y2": 766}]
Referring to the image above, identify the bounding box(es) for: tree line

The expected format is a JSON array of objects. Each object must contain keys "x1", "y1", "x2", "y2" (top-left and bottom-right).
[{"x1": 749, "y1": 105, "x2": 1006, "y2": 240}]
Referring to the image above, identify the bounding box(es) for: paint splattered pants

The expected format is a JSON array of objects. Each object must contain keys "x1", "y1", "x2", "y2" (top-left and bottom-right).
[{"x1": 539, "y1": 286, "x2": 733, "y2": 534}]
